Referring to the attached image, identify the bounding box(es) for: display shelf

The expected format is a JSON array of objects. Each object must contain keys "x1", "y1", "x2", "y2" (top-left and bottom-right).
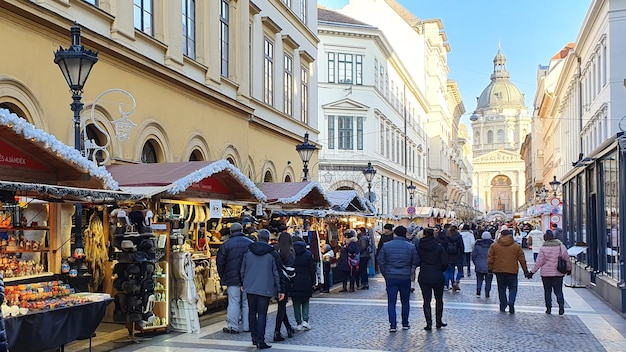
[
  {"x1": 4, "y1": 272, "x2": 54, "y2": 282},
  {"x1": 142, "y1": 222, "x2": 169, "y2": 332},
  {"x1": 0, "y1": 227, "x2": 49, "y2": 231},
  {"x1": 1, "y1": 248, "x2": 49, "y2": 253}
]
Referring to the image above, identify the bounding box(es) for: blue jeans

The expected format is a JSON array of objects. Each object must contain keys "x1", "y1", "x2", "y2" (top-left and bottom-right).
[
  {"x1": 445, "y1": 263, "x2": 463, "y2": 286},
  {"x1": 495, "y1": 273, "x2": 518, "y2": 310},
  {"x1": 476, "y1": 272, "x2": 493, "y2": 295},
  {"x1": 227, "y1": 285, "x2": 249, "y2": 331},
  {"x1": 385, "y1": 278, "x2": 411, "y2": 328},
  {"x1": 247, "y1": 293, "x2": 271, "y2": 345}
]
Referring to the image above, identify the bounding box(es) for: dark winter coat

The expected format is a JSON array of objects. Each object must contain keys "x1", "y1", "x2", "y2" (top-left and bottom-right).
[
  {"x1": 376, "y1": 232, "x2": 394, "y2": 257},
  {"x1": 446, "y1": 233, "x2": 465, "y2": 264},
  {"x1": 471, "y1": 238, "x2": 494, "y2": 274},
  {"x1": 357, "y1": 233, "x2": 373, "y2": 259},
  {"x1": 240, "y1": 241, "x2": 281, "y2": 297},
  {"x1": 290, "y1": 241, "x2": 316, "y2": 298},
  {"x1": 417, "y1": 237, "x2": 448, "y2": 285},
  {"x1": 338, "y1": 237, "x2": 359, "y2": 272},
  {"x1": 378, "y1": 237, "x2": 420, "y2": 281},
  {"x1": 273, "y1": 243, "x2": 296, "y2": 292},
  {"x1": 217, "y1": 231, "x2": 254, "y2": 286}
]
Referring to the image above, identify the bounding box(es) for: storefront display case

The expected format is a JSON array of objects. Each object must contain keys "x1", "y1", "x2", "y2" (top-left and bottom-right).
[{"x1": 143, "y1": 222, "x2": 170, "y2": 330}]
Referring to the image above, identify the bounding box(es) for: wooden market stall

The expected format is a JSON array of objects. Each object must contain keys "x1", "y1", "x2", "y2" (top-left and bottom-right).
[{"x1": 106, "y1": 160, "x2": 266, "y2": 333}]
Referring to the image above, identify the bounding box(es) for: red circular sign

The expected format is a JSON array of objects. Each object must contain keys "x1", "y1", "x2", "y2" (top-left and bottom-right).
[{"x1": 407, "y1": 206, "x2": 416, "y2": 215}]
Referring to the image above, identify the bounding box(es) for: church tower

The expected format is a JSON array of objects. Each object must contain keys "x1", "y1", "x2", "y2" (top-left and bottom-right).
[{"x1": 470, "y1": 47, "x2": 531, "y2": 218}]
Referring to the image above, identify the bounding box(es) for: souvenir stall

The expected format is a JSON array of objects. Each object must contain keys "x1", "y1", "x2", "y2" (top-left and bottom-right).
[
  {"x1": 324, "y1": 190, "x2": 376, "y2": 282},
  {"x1": 106, "y1": 160, "x2": 266, "y2": 334},
  {"x1": 258, "y1": 181, "x2": 329, "y2": 285},
  {"x1": 0, "y1": 108, "x2": 138, "y2": 351}
]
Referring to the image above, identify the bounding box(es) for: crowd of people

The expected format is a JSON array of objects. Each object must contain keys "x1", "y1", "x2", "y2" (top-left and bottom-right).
[{"x1": 216, "y1": 218, "x2": 570, "y2": 348}]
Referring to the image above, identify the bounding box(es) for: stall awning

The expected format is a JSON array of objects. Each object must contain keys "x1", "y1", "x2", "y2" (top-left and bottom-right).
[
  {"x1": 0, "y1": 180, "x2": 142, "y2": 202},
  {"x1": 326, "y1": 190, "x2": 370, "y2": 213},
  {"x1": 391, "y1": 206, "x2": 437, "y2": 219},
  {"x1": 107, "y1": 160, "x2": 266, "y2": 202},
  {"x1": 259, "y1": 182, "x2": 329, "y2": 209},
  {"x1": 0, "y1": 108, "x2": 118, "y2": 190}
]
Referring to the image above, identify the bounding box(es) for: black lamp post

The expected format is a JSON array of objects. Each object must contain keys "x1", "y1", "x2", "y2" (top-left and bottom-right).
[
  {"x1": 407, "y1": 181, "x2": 416, "y2": 206},
  {"x1": 54, "y1": 23, "x2": 98, "y2": 250},
  {"x1": 549, "y1": 175, "x2": 561, "y2": 197},
  {"x1": 362, "y1": 162, "x2": 376, "y2": 202},
  {"x1": 295, "y1": 132, "x2": 316, "y2": 181}
]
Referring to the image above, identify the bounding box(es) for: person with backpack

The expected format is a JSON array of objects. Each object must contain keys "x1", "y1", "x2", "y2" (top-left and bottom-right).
[
  {"x1": 378, "y1": 226, "x2": 420, "y2": 332},
  {"x1": 357, "y1": 227, "x2": 373, "y2": 290},
  {"x1": 291, "y1": 236, "x2": 316, "y2": 330},
  {"x1": 445, "y1": 225, "x2": 465, "y2": 291},
  {"x1": 338, "y1": 229, "x2": 360, "y2": 292}
]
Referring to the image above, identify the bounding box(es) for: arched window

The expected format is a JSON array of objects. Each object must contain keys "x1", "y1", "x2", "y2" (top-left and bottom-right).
[
  {"x1": 487, "y1": 130, "x2": 494, "y2": 144},
  {"x1": 141, "y1": 140, "x2": 158, "y2": 163},
  {"x1": 263, "y1": 170, "x2": 273, "y2": 182},
  {"x1": 284, "y1": 175, "x2": 292, "y2": 182},
  {"x1": 85, "y1": 124, "x2": 107, "y2": 164},
  {"x1": 497, "y1": 129, "x2": 505, "y2": 143},
  {"x1": 226, "y1": 157, "x2": 235, "y2": 166},
  {"x1": 189, "y1": 149, "x2": 203, "y2": 161}
]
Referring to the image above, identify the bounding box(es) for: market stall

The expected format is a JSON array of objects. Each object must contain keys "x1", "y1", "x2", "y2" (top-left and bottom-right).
[
  {"x1": 106, "y1": 160, "x2": 266, "y2": 333},
  {"x1": 0, "y1": 108, "x2": 136, "y2": 351}
]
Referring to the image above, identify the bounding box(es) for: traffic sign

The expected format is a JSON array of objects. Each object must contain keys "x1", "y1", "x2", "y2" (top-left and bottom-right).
[{"x1": 407, "y1": 206, "x2": 416, "y2": 215}]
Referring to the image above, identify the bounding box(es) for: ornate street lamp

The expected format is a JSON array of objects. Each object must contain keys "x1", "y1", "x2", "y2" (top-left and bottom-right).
[
  {"x1": 54, "y1": 23, "x2": 98, "y2": 251},
  {"x1": 407, "y1": 181, "x2": 416, "y2": 207},
  {"x1": 549, "y1": 175, "x2": 561, "y2": 197},
  {"x1": 362, "y1": 162, "x2": 377, "y2": 202},
  {"x1": 295, "y1": 132, "x2": 316, "y2": 181}
]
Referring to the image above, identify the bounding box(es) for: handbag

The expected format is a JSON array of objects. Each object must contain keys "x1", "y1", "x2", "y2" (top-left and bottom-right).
[{"x1": 557, "y1": 246, "x2": 568, "y2": 274}]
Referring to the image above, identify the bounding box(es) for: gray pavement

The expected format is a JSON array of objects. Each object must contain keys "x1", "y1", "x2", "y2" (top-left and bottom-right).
[{"x1": 65, "y1": 249, "x2": 626, "y2": 352}]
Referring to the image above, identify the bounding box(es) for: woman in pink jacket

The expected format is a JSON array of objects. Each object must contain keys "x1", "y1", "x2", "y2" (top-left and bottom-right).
[{"x1": 527, "y1": 230, "x2": 572, "y2": 315}]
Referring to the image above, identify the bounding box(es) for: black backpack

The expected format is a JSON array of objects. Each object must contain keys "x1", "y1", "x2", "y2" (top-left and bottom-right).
[{"x1": 446, "y1": 240, "x2": 458, "y2": 255}]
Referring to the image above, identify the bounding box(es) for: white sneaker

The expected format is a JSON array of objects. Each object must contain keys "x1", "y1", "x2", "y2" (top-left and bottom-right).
[
  {"x1": 302, "y1": 321, "x2": 311, "y2": 330},
  {"x1": 295, "y1": 324, "x2": 303, "y2": 331}
]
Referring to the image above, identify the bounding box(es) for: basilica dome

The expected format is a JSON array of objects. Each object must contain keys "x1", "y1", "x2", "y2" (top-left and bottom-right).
[{"x1": 476, "y1": 49, "x2": 525, "y2": 110}]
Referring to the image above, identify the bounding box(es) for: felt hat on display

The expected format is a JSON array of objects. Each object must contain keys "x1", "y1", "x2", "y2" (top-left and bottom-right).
[
  {"x1": 113, "y1": 263, "x2": 127, "y2": 277},
  {"x1": 141, "y1": 262, "x2": 155, "y2": 278},
  {"x1": 141, "y1": 279, "x2": 155, "y2": 293},
  {"x1": 138, "y1": 238, "x2": 153, "y2": 252},
  {"x1": 126, "y1": 263, "x2": 141, "y2": 276},
  {"x1": 134, "y1": 251, "x2": 148, "y2": 262},
  {"x1": 122, "y1": 280, "x2": 141, "y2": 295},
  {"x1": 113, "y1": 277, "x2": 125, "y2": 291},
  {"x1": 121, "y1": 240, "x2": 137, "y2": 251},
  {"x1": 117, "y1": 251, "x2": 134, "y2": 263}
]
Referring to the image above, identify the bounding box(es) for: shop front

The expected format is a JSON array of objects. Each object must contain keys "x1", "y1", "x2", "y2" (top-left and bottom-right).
[
  {"x1": 0, "y1": 108, "x2": 138, "y2": 351},
  {"x1": 106, "y1": 160, "x2": 266, "y2": 334},
  {"x1": 561, "y1": 132, "x2": 626, "y2": 313}
]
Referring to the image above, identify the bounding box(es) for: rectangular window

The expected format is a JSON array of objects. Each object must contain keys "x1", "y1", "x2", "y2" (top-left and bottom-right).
[
  {"x1": 602, "y1": 44, "x2": 607, "y2": 86},
  {"x1": 283, "y1": 0, "x2": 291, "y2": 7},
  {"x1": 284, "y1": 54, "x2": 293, "y2": 116},
  {"x1": 357, "y1": 116, "x2": 363, "y2": 150},
  {"x1": 264, "y1": 37, "x2": 274, "y2": 105},
  {"x1": 338, "y1": 116, "x2": 353, "y2": 150},
  {"x1": 328, "y1": 115, "x2": 335, "y2": 149},
  {"x1": 338, "y1": 53, "x2": 353, "y2": 84},
  {"x1": 380, "y1": 121, "x2": 384, "y2": 154},
  {"x1": 220, "y1": 0, "x2": 229, "y2": 76},
  {"x1": 134, "y1": 0, "x2": 154, "y2": 36},
  {"x1": 385, "y1": 127, "x2": 390, "y2": 158},
  {"x1": 182, "y1": 0, "x2": 196, "y2": 59},
  {"x1": 379, "y1": 65, "x2": 385, "y2": 95},
  {"x1": 300, "y1": 0, "x2": 307, "y2": 24},
  {"x1": 301, "y1": 65, "x2": 309, "y2": 123},
  {"x1": 355, "y1": 55, "x2": 363, "y2": 85},
  {"x1": 327, "y1": 53, "x2": 335, "y2": 83},
  {"x1": 374, "y1": 59, "x2": 379, "y2": 89},
  {"x1": 84, "y1": 0, "x2": 97, "y2": 5}
]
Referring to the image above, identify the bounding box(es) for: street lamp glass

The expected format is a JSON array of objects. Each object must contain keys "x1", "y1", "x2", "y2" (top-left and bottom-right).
[
  {"x1": 54, "y1": 25, "x2": 99, "y2": 92},
  {"x1": 362, "y1": 162, "x2": 376, "y2": 183},
  {"x1": 549, "y1": 175, "x2": 561, "y2": 194},
  {"x1": 295, "y1": 132, "x2": 316, "y2": 163},
  {"x1": 407, "y1": 181, "x2": 416, "y2": 197}
]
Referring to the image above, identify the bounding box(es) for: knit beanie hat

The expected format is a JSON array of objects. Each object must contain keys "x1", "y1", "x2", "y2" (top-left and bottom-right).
[{"x1": 482, "y1": 231, "x2": 491, "y2": 240}]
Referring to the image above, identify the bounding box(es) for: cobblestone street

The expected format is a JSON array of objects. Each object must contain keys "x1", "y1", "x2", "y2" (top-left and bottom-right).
[{"x1": 67, "y1": 250, "x2": 626, "y2": 352}]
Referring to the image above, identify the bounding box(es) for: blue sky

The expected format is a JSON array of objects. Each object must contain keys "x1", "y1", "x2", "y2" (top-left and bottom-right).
[{"x1": 318, "y1": 0, "x2": 591, "y2": 124}]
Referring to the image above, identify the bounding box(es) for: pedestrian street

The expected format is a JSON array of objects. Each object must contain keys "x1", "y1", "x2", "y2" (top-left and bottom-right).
[{"x1": 69, "y1": 249, "x2": 626, "y2": 352}]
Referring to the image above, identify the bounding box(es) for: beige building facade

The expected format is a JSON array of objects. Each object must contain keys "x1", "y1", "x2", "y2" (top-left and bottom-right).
[{"x1": 0, "y1": 0, "x2": 318, "y2": 182}]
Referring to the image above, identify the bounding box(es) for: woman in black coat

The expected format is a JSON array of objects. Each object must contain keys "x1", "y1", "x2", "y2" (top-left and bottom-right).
[
  {"x1": 273, "y1": 232, "x2": 295, "y2": 341},
  {"x1": 338, "y1": 229, "x2": 360, "y2": 292},
  {"x1": 417, "y1": 228, "x2": 448, "y2": 331},
  {"x1": 291, "y1": 238, "x2": 316, "y2": 330}
]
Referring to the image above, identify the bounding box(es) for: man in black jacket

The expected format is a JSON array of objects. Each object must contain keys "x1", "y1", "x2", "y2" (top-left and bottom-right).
[
  {"x1": 378, "y1": 226, "x2": 420, "y2": 332},
  {"x1": 217, "y1": 222, "x2": 253, "y2": 334}
]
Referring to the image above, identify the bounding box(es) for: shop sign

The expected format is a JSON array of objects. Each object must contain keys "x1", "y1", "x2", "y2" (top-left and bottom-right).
[
  {"x1": 209, "y1": 199, "x2": 222, "y2": 218},
  {"x1": 0, "y1": 139, "x2": 47, "y2": 171},
  {"x1": 188, "y1": 177, "x2": 229, "y2": 194}
]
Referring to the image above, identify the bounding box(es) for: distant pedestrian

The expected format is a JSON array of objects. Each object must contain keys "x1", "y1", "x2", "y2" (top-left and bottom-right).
[
  {"x1": 407, "y1": 227, "x2": 421, "y2": 292},
  {"x1": 291, "y1": 236, "x2": 316, "y2": 331},
  {"x1": 446, "y1": 226, "x2": 465, "y2": 291},
  {"x1": 551, "y1": 223, "x2": 566, "y2": 247},
  {"x1": 527, "y1": 226, "x2": 545, "y2": 261},
  {"x1": 240, "y1": 229, "x2": 283, "y2": 349},
  {"x1": 460, "y1": 224, "x2": 476, "y2": 278},
  {"x1": 527, "y1": 231, "x2": 571, "y2": 315},
  {"x1": 376, "y1": 224, "x2": 394, "y2": 260},
  {"x1": 378, "y1": 226, "x2": 420, "y2": 332},
  {"x1": 472, "y1": 231, "x2": 494, "y2": 298},
  {"x1": 416, "y1": 228, "x2": 448, "y2": 331},
  {"x1": 273, "y1": 231, "x2": 296, "y2": 341},
  {"x1": 216, "y1": 222, "x2": 253, "y2": 334},
  {"x1": 357, "y1": 227, "x2": 373, "y2": 290},
  {"x1": 320, "y1": 244, "x2": 335, "y2": 293},
  {"x1": 338, "y1": 229, "x2": 360, "y2": 292},
  {"x1": 487, "y1": 229, "x2": 529, "y2": 314}
]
